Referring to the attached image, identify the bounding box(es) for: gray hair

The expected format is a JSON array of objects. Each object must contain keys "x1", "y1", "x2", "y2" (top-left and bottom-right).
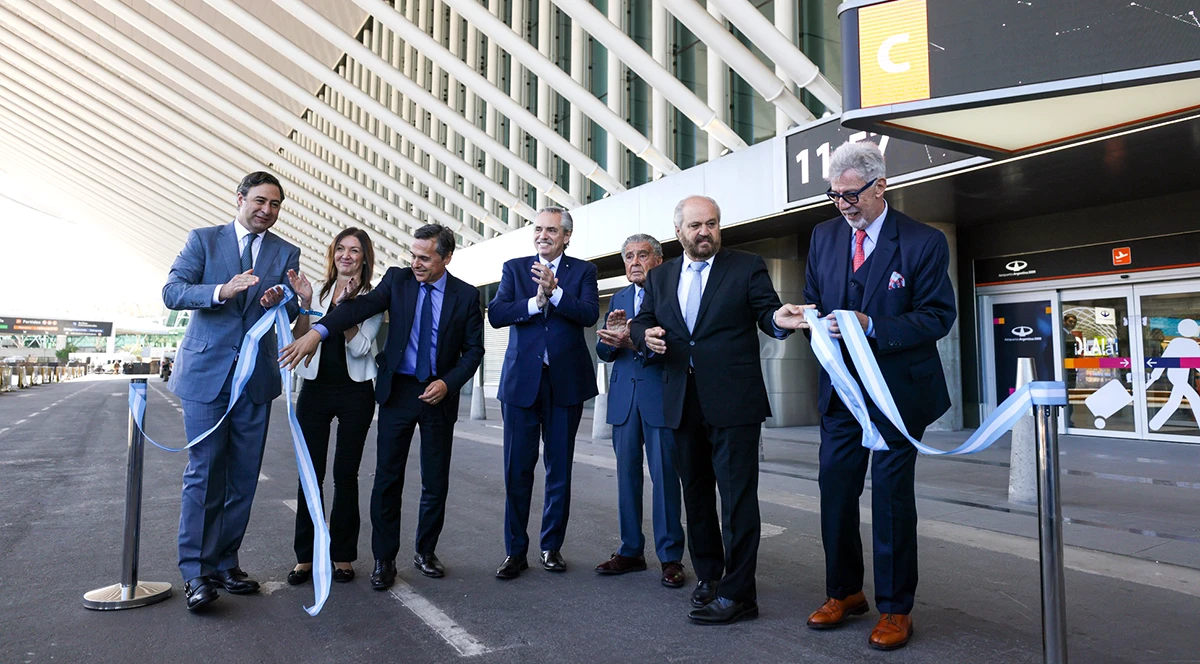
[
  {"x1": 537, "y1": 206, "x2": 573, "y2": 233},
  {"x1": 827, "y1": 141, "x2": 887, "y2": 182},
  {"x1": 672, "y1": 195, "x2": 721, "y2": 229},
  {"x1": 621, "y1": 233, "x2": 663, "y2": 258}
]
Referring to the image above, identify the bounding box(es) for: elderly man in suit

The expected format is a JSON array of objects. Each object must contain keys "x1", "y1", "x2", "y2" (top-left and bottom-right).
[
  {"x1": 593, "y1": 234, "x2": 686, "y2": 588},
  {"x1": 162, "y1": 171, "x2": 300, "y2": 611},
  {"x1": 630, "y1": 196, "x2": 801, "y2": 625},
  {"x1": 801, "y1": 141, "x2": 956, "y2": 651},
  {"x1": 281, "y1": 224, "x2": 484, "y2": 588},
  {"x1": 488, "y1": 206, "x2": 599, "y2": 579}
]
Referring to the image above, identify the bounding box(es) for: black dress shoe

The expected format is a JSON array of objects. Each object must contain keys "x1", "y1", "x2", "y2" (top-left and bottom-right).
[
  {"x1": 495, "y1": 555, "x2": 529, "y2": 580},
  {"x1": 371, "y1": 560, "x2": 397, "y2": 590},
  {"x1": 211, "y1": 568, "x2": 259, "y2": 595},
  {"x1": 688, "y1": 597, "x2": 759, "y2": 625},
  {"x1": 414, "y1": 552, "x2": 446, "y2": 578},
  {"x1": 184, "y1": 576, "x2": 218, "y2": 611},
  {"x1": 540, "y1": 550, "x2": 566, "y2": 572},
  {"x1": 691, "y1": 579, "x2": 719, "y2": 608},
  {"x1": 287, "y1": 568, "x2": 312, "y2": 586},
  {"x1": 333, "y1": 567, "x2": 355, "y2": 583}
]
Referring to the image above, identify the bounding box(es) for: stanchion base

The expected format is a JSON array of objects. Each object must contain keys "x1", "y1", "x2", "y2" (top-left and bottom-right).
[{"x1": 83, "y1": 581, "x2": 173, "y2": 610}]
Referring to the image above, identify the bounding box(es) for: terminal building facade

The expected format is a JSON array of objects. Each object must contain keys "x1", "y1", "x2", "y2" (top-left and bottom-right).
[{"x1": 2, "y1": 0, "x2": 1198, "y2": 444}]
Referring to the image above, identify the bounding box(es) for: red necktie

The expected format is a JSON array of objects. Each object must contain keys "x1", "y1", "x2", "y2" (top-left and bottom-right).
[{"x1": 852, "y1": 230, "x2": 867, "y2": 272}]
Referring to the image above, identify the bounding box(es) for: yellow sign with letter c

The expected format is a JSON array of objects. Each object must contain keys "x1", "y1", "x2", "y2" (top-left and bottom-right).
[{"x1": 859, "y1": 0, "x2": 930, "y2": 108}]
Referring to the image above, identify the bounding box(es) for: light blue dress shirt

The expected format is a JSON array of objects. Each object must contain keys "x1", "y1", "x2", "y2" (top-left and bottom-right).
[{"x1": 400, "y1": 272, "x2": 447, "y2": 377}]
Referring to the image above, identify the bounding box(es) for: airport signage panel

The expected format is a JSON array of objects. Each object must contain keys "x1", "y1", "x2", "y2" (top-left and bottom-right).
[
  {"x1": 0, "y1": 317, "x2": 114, "y2": 336},
  {"x1": 784, "y1": 116, "x2": 975, "y2": 206},
  {"x1": 974, "y1": 231, "x2": 1200, "y2": 287}
]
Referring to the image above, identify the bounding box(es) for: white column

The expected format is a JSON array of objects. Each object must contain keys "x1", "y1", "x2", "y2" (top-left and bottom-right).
[
  {"x1": 773, "y1": 0, "x2": 796, "y2": 136},
  {"x1": 606, "y1": 0, "x2": 625, "y2": 186},
  {"x1": 706, "y1": 5, "x2": 728, "y2": 161},
  {"x1": 650, "y1": 0, "x2": 669, "y2": 176}
]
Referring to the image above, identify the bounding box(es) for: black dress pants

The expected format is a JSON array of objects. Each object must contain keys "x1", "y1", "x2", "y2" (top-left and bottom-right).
[
  {"x1": 675, "y1": 374, "x2": 762, "y2": 603},
  {"x1": 372, "y1": 375, "x2": 456, "y2": 562},
  {"x1": 294, "y1": 380, "x2": 376, "y2": 563}
]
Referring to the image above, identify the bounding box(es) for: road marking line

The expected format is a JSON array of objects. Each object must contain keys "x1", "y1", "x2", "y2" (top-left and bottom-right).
[
  {"x1": 0, "y1": 428, "x2": 9, "y2": 436},
  {"x1": 40, "y1": 407, "x2": 50, "y2": 411},
  {"x1": 761, "y1": 523, "x2": 786, "y2": 539},
  {"x1": 283, "y1": 499, "x2": 298, "y2": 513},
  {"x1": 260, "y1": 473, "x2": 270, "y2": 481},
  {"x1": 28, "y1": 412, "x2": 38, "y2": 418},
  {"x1": 13, "y1": 419, "x2": 27, "y2": 425},
  {"x1": 388, "y1": 583, "x2": 492, "y2": 657}
]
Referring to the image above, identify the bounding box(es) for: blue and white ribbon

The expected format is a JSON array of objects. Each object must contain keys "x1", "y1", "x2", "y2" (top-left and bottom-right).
[
  {"x1": 804, "y1": 308, "x2": 1067, "y2": 455},
  {"x1": 128, "y1": 286, "x2": 331, "y2": 616}
]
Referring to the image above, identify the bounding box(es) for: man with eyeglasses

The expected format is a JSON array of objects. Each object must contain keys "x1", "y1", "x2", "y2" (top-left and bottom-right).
[{"x1": 800, "y1": 141, "x2": 956, "y2": 651}]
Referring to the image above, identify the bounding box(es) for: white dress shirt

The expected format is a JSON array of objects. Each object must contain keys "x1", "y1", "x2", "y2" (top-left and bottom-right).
[
  {"x1": 677, "y1": 254, "x2": 716, "y2": 319},
  {"x1": 525, "y1": 253, "x2": 566, "y2": 316},
  {"x1": 847, "y1": 202, "x2": 888, "y2": 263}
]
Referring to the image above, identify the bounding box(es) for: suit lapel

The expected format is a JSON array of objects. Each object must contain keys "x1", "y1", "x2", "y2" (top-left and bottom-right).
[
  {"x1": 435, "y1": 278, "x2": 457, "y2": 366},
  {"x1": 402, "y1": 274, "x2": 419, "y2": 342},
  {"x1": 220, "y1": 222, "x2": 240, "y2": 284},
  {"x1": 829, "y1": 222, "x2": 850, "y2": 311},
  {"x1": 659, "y1": 257, "x2": 685, "y2": 331},
  {"x1": 693, "y1": 250, "x2": 730, "y2": 334},
  {"x1": 861, "y1": 209, "x2": 899, "y2": 310}
]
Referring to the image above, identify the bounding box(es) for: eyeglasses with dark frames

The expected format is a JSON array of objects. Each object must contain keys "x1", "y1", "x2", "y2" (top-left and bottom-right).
[{"x1": 826, "y1": 178, "x2": 879, "y2": 205}]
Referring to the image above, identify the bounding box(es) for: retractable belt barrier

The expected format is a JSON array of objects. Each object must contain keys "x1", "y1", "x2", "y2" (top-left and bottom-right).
[{"x1": 125, "y1": 287, "x2": 331, "y2": 616}]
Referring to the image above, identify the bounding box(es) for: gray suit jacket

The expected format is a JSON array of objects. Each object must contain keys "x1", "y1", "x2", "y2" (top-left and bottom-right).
[{"x1": 162, "y1": 221, "x2": 300, "y2": 404}]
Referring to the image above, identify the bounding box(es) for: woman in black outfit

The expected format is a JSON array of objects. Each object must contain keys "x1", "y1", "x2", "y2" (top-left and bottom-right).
[{"x1": 286, "y1": 228, "x2": 382, "y2": 585}]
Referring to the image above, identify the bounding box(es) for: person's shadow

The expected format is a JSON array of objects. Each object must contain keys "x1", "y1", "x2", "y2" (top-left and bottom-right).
[{"x1": 1148, "y1": 318, "x2": 1200, "y2": 431}]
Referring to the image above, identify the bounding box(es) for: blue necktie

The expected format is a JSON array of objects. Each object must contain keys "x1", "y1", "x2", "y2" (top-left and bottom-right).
[
  {"x1": 685, "y1": 261, "x2": 707, "y2": 334},
  {"x1": 634, "y1": 287, "x2": 643, "y2": 317},
  {"x1": 415, "y1": 283, "x2": 434, "y2": 381},
  {"x1": 237, "y1": 234, "x2": 255, "y2": 309}
]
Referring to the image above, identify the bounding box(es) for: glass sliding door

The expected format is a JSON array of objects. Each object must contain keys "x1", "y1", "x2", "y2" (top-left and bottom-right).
[
  {"x1": 1135, "y1": 281, "x2": 1200, "y2": 442},
  {"x1": 1060, "y1": 288, "x2": 1141, "y2": 436}
]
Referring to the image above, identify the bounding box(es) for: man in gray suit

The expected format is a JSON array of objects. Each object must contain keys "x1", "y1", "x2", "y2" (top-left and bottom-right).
[{"x1": 162, "y1": 171, "x2": 300, "y2": 611}]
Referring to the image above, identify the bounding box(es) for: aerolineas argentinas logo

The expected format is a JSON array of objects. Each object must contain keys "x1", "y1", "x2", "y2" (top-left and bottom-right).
[
  {"x1": 1000, "y1": 259, "x2": 1036, "y2": 278},
  {"x1": 1011, "y1": 326, "x2": 1034, "y2": 338}
]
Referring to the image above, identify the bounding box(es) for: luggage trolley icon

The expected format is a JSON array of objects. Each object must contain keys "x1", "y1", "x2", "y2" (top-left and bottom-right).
[{"x1": 1084, "y1": 379, "x2": 1134, "y2": 429}]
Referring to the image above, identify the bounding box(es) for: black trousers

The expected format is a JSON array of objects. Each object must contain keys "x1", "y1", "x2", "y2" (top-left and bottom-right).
[
  {"x1": 293, "y1": 380, "x2": 376, "y2": 563},
  {"x1": 675, "y1": 374, "x2": 762, "y2": 603},
  {"x1": 819, "y1": 396, "x2": 921, "y2": 614},
  {"x1": 372, "y1": 375, "x2": 456, "y2": 562}
]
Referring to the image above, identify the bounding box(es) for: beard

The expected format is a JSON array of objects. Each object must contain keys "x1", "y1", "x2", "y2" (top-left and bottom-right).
[
  {"x1": 843, "y1": 213, "x2": 870, "y2": 231},
  {"x1": 682, "y1": 234, "x2": 719, "y2": 260}
]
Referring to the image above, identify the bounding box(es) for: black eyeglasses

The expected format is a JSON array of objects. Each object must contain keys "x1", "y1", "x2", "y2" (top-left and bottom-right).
[{"x1": 826, "y1": 178, "x2": 878, "y2": 205}]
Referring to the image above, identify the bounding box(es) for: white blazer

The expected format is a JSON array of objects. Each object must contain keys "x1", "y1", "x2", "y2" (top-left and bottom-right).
[{"x1": 293, "y1": 281, "x2": 384, "y2": 383}]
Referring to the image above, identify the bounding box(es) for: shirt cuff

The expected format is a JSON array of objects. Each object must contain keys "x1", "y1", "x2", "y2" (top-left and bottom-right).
[
  {"x1": 313, "y1": 324, "x2": 330, "y2": 341},
  {"x1": 527, "y1": 296, "x2": 541, "y2": 316},
  {"x1": 212, "y1": 285, "x2": 224, "y2": 306},
  {"x1": 866, "y1": 317, "x2": 875, "y2": 338},
  {"x1": 549, "y1": 287, "x2": 564, "y2": 307},
  {"x1": 771, "y1": 322, "x2": 792, "y2": 340}
]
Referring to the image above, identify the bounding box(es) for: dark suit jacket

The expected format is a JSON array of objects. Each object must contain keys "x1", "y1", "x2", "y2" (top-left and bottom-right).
[
  {"x1": 803, "y1": 207, "x2": 957, "y2": 432},
  {"x1": 596, "y1": 284, "x2": 666, "y2": 428},
  {"x1": 318, "y1": 267, "x2": 484, "y2": 416},
  {"x1": 630, "y1": 248, "x2": 785, "y2": 430},
  {"x1": 488, "y1": 254, "x2": 600, "y2": 408},
  {"x1": 163, "y1": 222, "x2": 300, "y2": 404}
]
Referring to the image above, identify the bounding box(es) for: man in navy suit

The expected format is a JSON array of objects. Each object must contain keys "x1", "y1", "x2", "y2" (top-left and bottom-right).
[
  {"x1": 801, "y1": 141, "x2": 956, "y2": 651},
  {"x1": 281, "y1": 224, "x2": 485, "y2": 588},
  {"x1": 487, "y1": 207, "x2": 599, "y2": 579},
  {"x1": 593, "y1": 234, "x2": 686, "y2": 588},
  {"x1": 162, "y1": 171, "x2": 300, "y2": 611}
]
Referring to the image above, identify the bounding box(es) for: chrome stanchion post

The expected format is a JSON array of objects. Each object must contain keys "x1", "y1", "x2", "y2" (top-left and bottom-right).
[
  {"x1": 83, "y1": 378, "x2": 172, "y2": 610},
  {"x1": 1034, "y1": 398, "x2": 1068, "y2": 663}
]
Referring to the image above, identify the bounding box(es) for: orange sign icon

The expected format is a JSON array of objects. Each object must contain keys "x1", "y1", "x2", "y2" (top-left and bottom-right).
[
  {"x1": 858, "y1": 0, "x2": 931, "y2": 108},
  {"x1": 1112, "y1": 247, "x2": 1131, "y2": 266}
]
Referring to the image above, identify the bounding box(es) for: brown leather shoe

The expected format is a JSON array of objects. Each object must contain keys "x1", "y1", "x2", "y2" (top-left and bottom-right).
[
  {"x1": 661, "y1": 561, "x2": 685, "y2": 588},
  {"x1": 869, "y1": 613, "x2": 913, "y2": 651},
  {"x1": 594, "y1": 553, "x2": 647, "y2": 575},
  {"x1": 806, "y1": 591, "x2": 869, "y2": 629}
]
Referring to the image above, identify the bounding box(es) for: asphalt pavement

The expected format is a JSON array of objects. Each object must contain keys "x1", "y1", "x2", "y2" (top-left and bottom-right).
[{"x1": 1, "y1": 375, "x2": 1198, "y2": 663}]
